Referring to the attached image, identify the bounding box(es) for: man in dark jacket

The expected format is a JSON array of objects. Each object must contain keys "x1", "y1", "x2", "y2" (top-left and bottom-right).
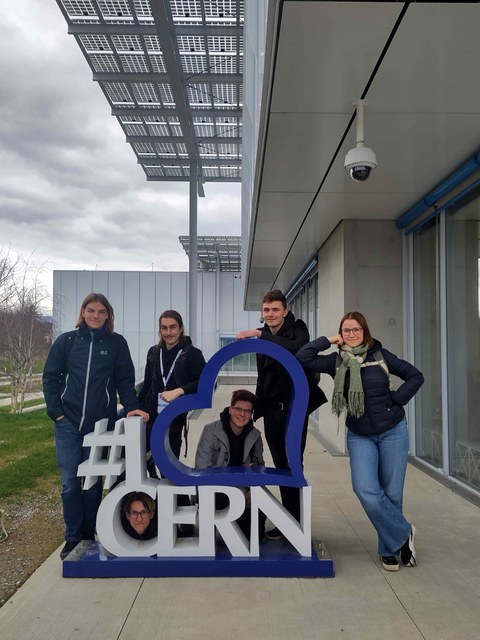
[
  {"x1": 43, "y1": 293, "x2": 148, "y2": 560},
  {"x1": 138, "y1": 310, "x2": 206, "y2": 461},
  {"x1": 236, "y1": 290, "x2": 326, "y2": 539}
]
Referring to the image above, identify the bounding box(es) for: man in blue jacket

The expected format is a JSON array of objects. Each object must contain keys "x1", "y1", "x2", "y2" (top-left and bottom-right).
[{"x1": 43, "y1": 293, "x2": 148, "y2": 560}]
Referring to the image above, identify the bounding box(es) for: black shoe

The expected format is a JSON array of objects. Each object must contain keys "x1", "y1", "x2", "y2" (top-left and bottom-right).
[
  {"x1": 381, "y1": 555, "x2": 399, "y2": 572},
  {"x1": 265, "y1": 527, "x2": 284, "y2": 541},
  {"x1": 60, "y1": 541, "x2": 79, "y2": 560},
  {"x1": 400, "y1": 526, "x2": 417, "y2": 567}
]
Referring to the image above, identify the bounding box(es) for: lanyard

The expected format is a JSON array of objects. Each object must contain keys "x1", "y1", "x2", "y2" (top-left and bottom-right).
[{"x1": 159, "y1": 348, "x2": 183, "y2": 388}]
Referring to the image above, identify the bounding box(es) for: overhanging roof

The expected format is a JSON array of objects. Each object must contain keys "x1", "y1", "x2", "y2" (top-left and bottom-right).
[
  {"x1": 55, "y1": 0, "x2": 243, "y2": 184},
  {"x1": 179, "y1": 235, "x2": 241, "y2": 271},
  {"x1": 245, "y1": 1, "x2": 480, "y2": 307}
]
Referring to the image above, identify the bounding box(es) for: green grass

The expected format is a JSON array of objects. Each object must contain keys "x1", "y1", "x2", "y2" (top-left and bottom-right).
[
  {"x1": 0, "y1": 360, "x2": 45, "y2": 375},
  {"x1": 0, "y1": 410, "x2": 59, "y2": 498}
]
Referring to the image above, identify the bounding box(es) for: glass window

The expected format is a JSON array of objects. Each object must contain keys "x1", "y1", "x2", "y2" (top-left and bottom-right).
[
  {"x1": 219, "y1": 336, "x2": 256, "y2": 373},
  {"x1": 446, "y1": 190, "x2": 480, "y2": 490},
  {"x1": 413, "y1": 218, "x2": 443, "y2": 467}
]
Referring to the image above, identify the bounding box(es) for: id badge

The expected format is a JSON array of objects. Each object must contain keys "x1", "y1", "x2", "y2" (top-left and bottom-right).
[{"x1": 157, "y1": 394, "x2": 169, "y2": 413}]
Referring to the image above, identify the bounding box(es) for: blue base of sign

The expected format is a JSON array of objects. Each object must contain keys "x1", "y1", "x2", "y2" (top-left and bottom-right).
[{"x1": 62, "y1": 539, "x2": 334, "y2": 578}]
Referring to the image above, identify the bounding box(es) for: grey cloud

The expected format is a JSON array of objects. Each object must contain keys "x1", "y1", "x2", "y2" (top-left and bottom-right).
[{"x1": 0, "y1": 1, "x2": 240, "y2": 303}]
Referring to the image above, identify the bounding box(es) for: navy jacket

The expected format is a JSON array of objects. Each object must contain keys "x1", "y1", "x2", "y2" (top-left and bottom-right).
[
  {"x1": 43, "y1": 324, "x2": 139, "y2": 433},
  {"x1": 296, "y1": 336, "x2": 424, "y2": 436}
]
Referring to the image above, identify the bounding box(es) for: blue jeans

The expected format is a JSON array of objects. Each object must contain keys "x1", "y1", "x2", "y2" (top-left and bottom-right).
[
  {"x1": 55, "y1": 417, "x2": 103, "y2": 541},
  {"x1": 347, "y1": 419, "x2": 412, "y2": 556}
]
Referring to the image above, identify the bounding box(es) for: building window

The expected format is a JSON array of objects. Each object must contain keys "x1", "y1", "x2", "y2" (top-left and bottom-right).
[
  {"x1": 219, "y1": 335, "x2": 257, "y2": 373},
  {"x1": 413, "y1": 217, "x2": 443, "y2": 468},
  {"x1": 446, "y1": 192, "x2": 480, "y2": 490}
]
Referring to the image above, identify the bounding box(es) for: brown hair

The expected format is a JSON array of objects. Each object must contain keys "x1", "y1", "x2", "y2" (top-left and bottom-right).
[
  {"x1": 262, "y1": 289, "x2": 287, "y2": 309},
  {"x1": 230, "y1": 389, "x2": 256, "y2": 407},
  {"x1": 76, "y1": 293, "x2": 114, "y2": 333},
  {"x1": 123, "y1": 492, "x2": 155, "y2": 515},
  {"x1": 338, "y1": 311, "x2": 374, "y2": 348},
  {"x1": 158, "y1": 309, "x2": 185, "y2": 347}
]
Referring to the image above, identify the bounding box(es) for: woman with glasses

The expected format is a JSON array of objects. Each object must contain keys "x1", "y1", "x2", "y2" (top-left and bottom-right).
[
  {"x1": 195, "y1": 389, "x2": 265, "y2": 540},
  {"x1": 296, "y1": 311, "x2": 424, "y2": 572},
  {"x1": 122, "y1": 492, "x2": 157, "y2": 540}
]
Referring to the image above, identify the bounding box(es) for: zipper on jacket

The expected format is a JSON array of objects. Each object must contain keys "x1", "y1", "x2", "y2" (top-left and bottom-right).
[
  {"x1": 79, "y1": 332, "x2": 94, "y2": 431},
  {"x1": 105, "y1": 377, "x2": 110, "y2": 407},
  {"x1": 60, "y1": 373, "x2": 69, "y2": 401}
]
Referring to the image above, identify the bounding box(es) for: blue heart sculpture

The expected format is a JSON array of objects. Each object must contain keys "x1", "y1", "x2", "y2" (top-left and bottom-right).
[{"x1": 150, "y1": 339, "x2": 309, "y2": 488}]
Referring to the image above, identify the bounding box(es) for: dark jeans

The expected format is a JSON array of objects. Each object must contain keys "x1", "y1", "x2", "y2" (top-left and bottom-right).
[
  {"x1": 55, "y1": 417, "x2": 102, "y2": 541},
  {"x1": 167, "y1": 428, "x2": 190, "y2": 508},
  {"x1": 263, "y1": 407, "x2": 309, "y2": 522}
]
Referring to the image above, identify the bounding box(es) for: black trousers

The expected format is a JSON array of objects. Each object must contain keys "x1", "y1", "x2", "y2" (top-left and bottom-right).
[
  {"x1": 215, "y1": 493, "x2": 266, "y2": 541},
  {"x1": 262, "y1": 407, "x2": 309, "y2": 522}
]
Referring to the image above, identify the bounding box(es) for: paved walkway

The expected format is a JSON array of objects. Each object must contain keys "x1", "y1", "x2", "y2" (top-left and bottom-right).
[
  {"x1": 0, "y1": 392, "x2": 45, "y2": 411},
  {"x1": 1, "y1": 385, "x2": 480, "y2": 639}
]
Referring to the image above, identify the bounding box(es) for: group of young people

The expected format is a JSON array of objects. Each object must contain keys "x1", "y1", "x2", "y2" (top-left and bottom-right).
[{"x1": 43, "y1": 289, "x2": 423, "y2": 572}]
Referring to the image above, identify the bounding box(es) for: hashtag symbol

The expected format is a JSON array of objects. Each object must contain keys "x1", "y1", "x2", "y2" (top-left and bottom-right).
[{"x1": 77, "y1": 418, "x2": 127, "y2": 490}]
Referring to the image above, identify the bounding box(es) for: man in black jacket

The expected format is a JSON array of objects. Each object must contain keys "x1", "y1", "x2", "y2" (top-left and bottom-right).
[{"x1": 236, "y1": 290, "x2": 326, "y2": 539}]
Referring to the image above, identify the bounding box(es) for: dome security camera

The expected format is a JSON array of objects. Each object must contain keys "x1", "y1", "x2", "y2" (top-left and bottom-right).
[
  {"x1": 344, "y1": 99, "x2": 377, "y2": 183},
  {"x1": 344, "y1": 145, "x2": 377, "y2": 183}
]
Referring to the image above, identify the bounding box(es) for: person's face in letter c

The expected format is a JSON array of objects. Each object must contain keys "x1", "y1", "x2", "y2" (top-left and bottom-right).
[{"x1": 125, "y1": 500, "x2": 154, "y2": 535}]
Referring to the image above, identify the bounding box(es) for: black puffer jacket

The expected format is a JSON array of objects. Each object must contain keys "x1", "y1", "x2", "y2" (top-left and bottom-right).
[
  {"x1": 138, "y1": 336, "x2": 205, "y2": 430},
  {"x1": 255, "y1": 311, "x2": 327, "y2": 417},
  {"x1": 296, "y1": 336, "x2": 424, "y2": 436}
]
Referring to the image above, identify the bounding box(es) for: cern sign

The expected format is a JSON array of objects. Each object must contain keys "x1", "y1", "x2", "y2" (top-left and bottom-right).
[{"x1": 63, "y1": 340, "x2": 333, "y2": 578}]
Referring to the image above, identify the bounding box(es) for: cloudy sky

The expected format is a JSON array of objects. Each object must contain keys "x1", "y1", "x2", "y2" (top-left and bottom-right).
[{"x1": 0, "y1": 1, "x2": 241, "y2": 303}]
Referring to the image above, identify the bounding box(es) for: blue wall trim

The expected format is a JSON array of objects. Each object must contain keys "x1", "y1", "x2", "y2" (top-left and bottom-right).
[{"x1": 396, "y1": 151, "x2": 480, "y2": 230}]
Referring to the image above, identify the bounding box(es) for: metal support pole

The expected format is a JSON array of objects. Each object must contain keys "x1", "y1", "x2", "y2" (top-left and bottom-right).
[
  {"x1": 188, "y1": 162, "x2": 198, "y2": 344},
  {"x1": 215, "y1": 244, "x2": 220, "y2": 346}
]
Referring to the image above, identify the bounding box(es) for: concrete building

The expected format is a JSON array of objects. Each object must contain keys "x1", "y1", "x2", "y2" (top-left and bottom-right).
[
  {"x1": 242, "y1": 1, "x2": 480, "y2": 501},
  {"x1": 53, "y1": 266, "x2": 259, "y2": 383}
]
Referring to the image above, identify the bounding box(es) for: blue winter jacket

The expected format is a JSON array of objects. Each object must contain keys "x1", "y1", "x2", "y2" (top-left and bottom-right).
[
  {"x1": 296, "y1": 336, "x2": 424, "y2": 436},
  {"x1": 43, "y1": 323, "x2": 140, "y2": 433}
]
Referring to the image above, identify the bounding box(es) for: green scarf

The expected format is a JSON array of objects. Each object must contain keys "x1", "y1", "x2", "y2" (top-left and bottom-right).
[{"x1": 332, "y1": 343, "x2": 369, "y2": 418}]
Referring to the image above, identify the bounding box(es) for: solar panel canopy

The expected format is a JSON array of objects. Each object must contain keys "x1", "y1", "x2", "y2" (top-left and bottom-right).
[
  {"x1": 179, "y1": 235, "x2": 241, "y2": 271},
  {"x1": 56, "y1": 0, "x2": 243, "y2": 183}
]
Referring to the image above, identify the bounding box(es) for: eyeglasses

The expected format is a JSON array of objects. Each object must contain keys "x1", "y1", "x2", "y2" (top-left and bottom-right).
[
  {"x1": 231, "y1": 406, "x2": 253, "y2": 416},
  {"x1": 341, "y1": 327, "x2": 363, "y2": 336},
  {"x1": 128, "y1": 510, "x2": 150, "y2": 518}
]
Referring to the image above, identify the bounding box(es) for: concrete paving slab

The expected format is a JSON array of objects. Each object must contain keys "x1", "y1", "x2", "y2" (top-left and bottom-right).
[{"x1": 1, "y1": 384, "x2": 480, "y2": 639}]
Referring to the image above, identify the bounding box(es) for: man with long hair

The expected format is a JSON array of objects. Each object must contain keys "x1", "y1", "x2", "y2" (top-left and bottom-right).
[{"x1": 43, "y1": 293, "x2": 148, "y2": 559}]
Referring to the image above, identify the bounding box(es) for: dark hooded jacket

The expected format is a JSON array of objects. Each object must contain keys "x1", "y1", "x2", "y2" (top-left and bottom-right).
[
  {"x1": 296, "y1": 336, "x2": 424, "y2": 436},
  {"x1": 138, "y1": 335, "x2": 205, "y2": 431},
  {"x1": 254, "y1": 311, "x2": 327, "y2": 418},
  {"x1": 42, "y1": 323, "x2": 139, "y2": 433}
]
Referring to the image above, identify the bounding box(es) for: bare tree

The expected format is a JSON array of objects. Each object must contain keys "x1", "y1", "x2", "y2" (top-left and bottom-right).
[
  {"x1": 0, "y1": 245, "x2": 19, "y2": 309},
  {"x1": 0, "y1": 252, "x2": 50, "y2": 412}
]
